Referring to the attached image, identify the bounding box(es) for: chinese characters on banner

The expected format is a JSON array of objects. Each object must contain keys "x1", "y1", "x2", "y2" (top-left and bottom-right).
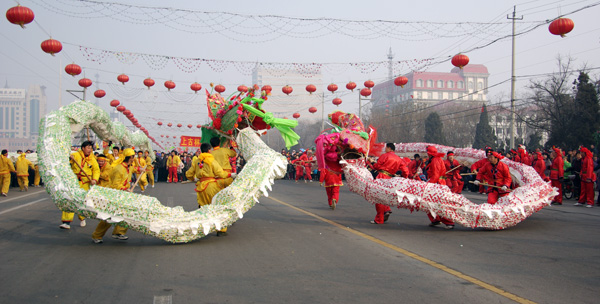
[{"x1": 180, "y1": 136, "x2": 202, "y2": 147}]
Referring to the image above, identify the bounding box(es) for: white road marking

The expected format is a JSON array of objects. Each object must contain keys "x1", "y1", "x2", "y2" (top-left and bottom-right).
[
  {"x1": 0, "y1": 189, "x2": 46, "y2": 204},
  {"x1": 153, "y1": 295, "x2": 172, "y2": 304},
  {"x1": 0, "y1": 198, "x2": 48, "y2": 216}
]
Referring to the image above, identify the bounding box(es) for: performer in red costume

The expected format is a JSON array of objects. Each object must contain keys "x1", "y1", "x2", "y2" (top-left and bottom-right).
[
  {"x1": 292, "y1": 149, "x2": 312, "y2": 183},
  {"x1": 408, "y1": 154, "x2": 425, "y2": 180},
  {"x1": 549, "y1": 146, "x2": 564, "y2": 205},
  {"x1": 575, "y1": 147, "x2": 596, "y2": 208},
  {"x1": 517, "y1": 144, "x2": 532, "y2": 166},
  {"x1": 319, "y1": 161, "x2": 343, "y2": 210},
  {"x1": 444, "y1": 151, "x2": 463, "y2": 194},
  {"x1": 470, "y1": 147, "x2": 493, "y2": 194},
  {"x1": 474, "y1": 151, "x2": 512, "y2": 205},
  {"x1": 370, "y1": 143, "x2": 408, "y2": 224},
  {"x1": 532, "y1": 151, "x2": 548, "y2": 181},
  {"x1": 425, "y1": 146, "x2": 455, "y2": 229}
]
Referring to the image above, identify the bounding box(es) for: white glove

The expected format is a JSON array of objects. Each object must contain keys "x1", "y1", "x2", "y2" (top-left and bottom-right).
[
  {"x1": 230, "y1": 173, "x2": 237, "y2": 178},
  {"x1": 473, "y1": 180, "x2": 480, "y2": 186},
  {"x1": 501, "y1": 186, "x2": 508, "y2": 191}
]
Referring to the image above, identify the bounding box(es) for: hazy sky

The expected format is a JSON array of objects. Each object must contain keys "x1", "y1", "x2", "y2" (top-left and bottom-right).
[{"x1": 1, "y1": 0, "x2": 599, "y2": 143}]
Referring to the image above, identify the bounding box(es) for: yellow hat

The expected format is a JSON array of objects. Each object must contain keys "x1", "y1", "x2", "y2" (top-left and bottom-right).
[{"x1": 123, "y1": 148, "x2": 135, "y2": 157}]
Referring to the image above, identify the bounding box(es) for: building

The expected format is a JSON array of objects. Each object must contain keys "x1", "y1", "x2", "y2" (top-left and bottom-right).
[{"x1": 0, "y1": 83, "x2": 47, "y2": 151}]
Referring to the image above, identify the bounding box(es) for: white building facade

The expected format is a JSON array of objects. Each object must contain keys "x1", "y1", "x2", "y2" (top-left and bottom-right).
[{"x1": 0, "y1": 84, "x2": 47, "y2": 151}]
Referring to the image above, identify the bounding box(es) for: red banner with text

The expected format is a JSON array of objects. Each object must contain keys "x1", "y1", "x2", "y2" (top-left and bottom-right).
[{"x1": 180, "y1": 136, "x2": 202, "y2": 147}]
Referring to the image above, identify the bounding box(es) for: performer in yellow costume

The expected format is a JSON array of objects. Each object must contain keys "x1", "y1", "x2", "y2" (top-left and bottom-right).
[
  {"x1": 33, "y1": 164, "x2": 41, "y2": 187},
  {"x1": 91, "y1": 148, "x2": 136, "y2": 243},
  {"x1": 60, "y1": 141, "x2": 99, "y2": 229},
  {"x1": 134, "y1": 150, "x2": 148, "y2": 192},
  {"x1": 209, "y1": 137, "x2": 237, "y2": 188},
  {"x1": 96, "y1": 154, "x2": 111, "y2": 187},
  {"x1": 166, "y1": 150, "x2": 181, "y2": 183},
  {"x1": 144, "y1": 150, "x2": 154, "y2": 188},
  {"x1": 103, "y1": 144, "x2": 122, "y2": 165},
  {"x1": 186, "y1": 143, "x2": 235, "y2": 236},
  {"x1": 0, "y1": 149, "x2": 16, "y2": 196},
  {"x1": 15, "y1": 150, "x2": 34, "y2": 192}
]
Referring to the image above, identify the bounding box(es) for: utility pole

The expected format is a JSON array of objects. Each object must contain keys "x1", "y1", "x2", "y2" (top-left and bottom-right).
[
  {"x1": 321, "y1": 92, "x2": 325, "y2": 131},
  {"x1": 507, "y1": 6, "x2": 522, "y2": 149}
]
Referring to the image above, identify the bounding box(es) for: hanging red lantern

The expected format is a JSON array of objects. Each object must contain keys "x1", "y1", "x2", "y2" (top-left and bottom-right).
[
  {"x1": 164, "y1": 80, "x2": 176, "y2": 91},
  {"x1": 160, "y1": 135, "x2": 164, "y2": 138},
  {"x1": 117, "y1": 74, "x2": 129, "y2": 85},
  {"x1": 93, "y1": 90, "x2": 106, "y2": 98},
  {"x1": 282, "y1": 85, "x2": 293, "y2": 95},
  {"x1": 157, "y1": 122, "x2": 163, "y2": 126},
  {"x1": 451, "y1": 53, "x2": 469, "y2": 69},
  {"x1": 177, "y1": 123, "x2": 182, "y2": 128},
  {"x1": 292, "y1": 112, "x2": 300, "y2": 119},
  {"x1": 131, "y1": 118, "x2": 138, "y2": 124},
  {"x1": 308, "y1": 107, "x2": 317, "y2": 113},
  {"x1": 327, "y1": 83, "x2": 338, "y2": 93},
  {"x1": 116, "y1": 106, "x2": 126, "y2": 112},
  {"x1": 6, "y1": 5, "x2": 35, "y2": 29},
  {"x1": 190, "y1": 82, "x2": 202, "y2": 93},
  {"x1": 187, "y1": 124, "x2": 192, "y2": 128},
  {"x1": 261, "y1": 85, "x2": 272, "y2": 94},
  {"x1": 197, "y1": 124, "x2": 202, "y2": 129},
  {"x1": 78, "y1": 78, "x2": 92, "y2": 88},
  {"x1": 394, "y1": 76, "x2": 408, "y2": 88},
  {"x1": 215, "y1": 84, "x2": 226, "y2": 93},
  {"x1": 346, "y1": 81, "x2": 357, "y2": 91},
  {"x1": 305, "y1": 84, "x2": 317, "y2": 94},
  {"x1": 41, "y1": 38, "x2": 62, "y2": 56},
  {"x1": 364, "y1": 80, "x2": 375, "y2": 88},
  {"x1": 360, "y1": 88, "x2": 372, "y2": 97},
  {"x1": 64, "y1": 64, "x2": 82, "y2": 77},
  {"x1": 332, "y1": 98, "x2": 342, "y2": 106},
  {"x1": 173, "y1": 136, "x2": 177, "y2": 139},
  {"x1": 549, "y1": 17, "x2": 574, "y2": 37},
  {"x1": 167, "y1": 123, "x2": 173, "y2": 127},
  {"x1": 110, "y1": 100, "x2": 120, "y2": 107},
  {"x1": 122, "y1": 109, "x2": 131, "y2": 116},
  {"x1": 166, "y1": 136, "x2": 170, "y2": 138},
  {"x1": 143, "y1": 78, "x2": 155, "y2": 89},
  {"x1": 237, "y1": 85, "x2": 248, "y2": 93}
]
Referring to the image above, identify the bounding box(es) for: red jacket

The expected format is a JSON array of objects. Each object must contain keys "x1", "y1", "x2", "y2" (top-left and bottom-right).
[
  {"x1": 292, "y1": 154, "x2": 308, "y2": 168},
  {"x1": 444, "y1": 158, "x2": 462, "y2": 180},
  {"x1": 549, "y1": 156, "x2": 564, "y2": 180},
  {"x1": 427, "y1": 156, "x2": 446, "y2": 184},
  {"x1": 476, "y1": 161, "x2": 512, "y2": 192},
  {"x1": 471, "y1": 158, "x2": 488, "y2": 172},
  {"x1": 532, "y1": 157, "x2": 547, "y2": 180},
  {"x1": 319, "y1": 168, "x2": 343, "y2": 187},
  {"x1": 581, "y1": 153, "x2": 595, "y2": 182},
  {"x1": 373, "y1": 152, "x2": 407, "y2": 178},
  {"x1": 408, "y1": 159, "x2": 424, "y2": 179}
]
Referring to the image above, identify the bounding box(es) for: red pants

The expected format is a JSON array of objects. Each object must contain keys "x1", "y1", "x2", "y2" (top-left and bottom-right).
[
  {"x1": 550, "y1": 179, "x2": 563, "y2": 203},
  {"x1": 427, "y1": 214, "x2": 454, "y2": 225},
  {"x1": 325, "y1": 186, "x2": 339, "y2": 206},
  {"x1": 295, "y1": 166, "x2": 311, "y2": 181},
  {"x1": 579, "y1": 181, "x2": 594, "y2": 205},
  {"x1": 446, "y1": 179, "x2": 464, "y2": 194},
  {"x1": 168, "y1": 166, "x2": 178, "y2": 183},
  {"x1": 487, "y1": 190, "x2": 509, "y2": 204},
  {"x1": 374, "y1": 203, "x2": 391, "y2": 224}
]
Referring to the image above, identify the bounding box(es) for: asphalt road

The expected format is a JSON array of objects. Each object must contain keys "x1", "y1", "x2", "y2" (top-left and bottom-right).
[{"x1": 0, "y1": 180, "x2": 598, "y2": 304}]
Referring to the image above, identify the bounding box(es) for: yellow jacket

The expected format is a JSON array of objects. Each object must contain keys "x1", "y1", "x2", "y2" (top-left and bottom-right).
[
  {"x1": 167, "y1": 155, "x2": 181, "y2": 168},
  {"x1": 186, "y1": 153, "x2": 230, "y2": 191},
  {"x1": 134, "y1": 156, "x2": 147, "y2": 173},
  {"x1": 16, "y1": 154, "x2": 35, "y2": 176},
  {"x1": 210, "y1": 146, "x2": 237, "y2": 172},
  {"x1": 109, "y1": 162, "x2": 133, "y2": 190},
  {"x1": 98, "y1": 163, "x2": 112, "y2": 187},
  {"x1": 103, "y1": 148, "x2": 123, "y2": 165},
  {"x1": 0, "y1": 155, "x2": 16, "y2": 175},
  {"x1": 145, "y1": 156, "x2": 154, "y2": 171},
  {"x1": 70, "y1": 150, "x2": 100, "y2": 186}
]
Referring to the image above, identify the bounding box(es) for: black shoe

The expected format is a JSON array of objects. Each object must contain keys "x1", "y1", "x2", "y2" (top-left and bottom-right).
[
  {"x1": 216, "y1": 231, "x2": 228, "y2": 237},
  {"x1": 383, "y1": 211, "x2": 392, "y2": 222},
  {"x1": 429, "y1": 221, "x2": 441, "y2": 227}
]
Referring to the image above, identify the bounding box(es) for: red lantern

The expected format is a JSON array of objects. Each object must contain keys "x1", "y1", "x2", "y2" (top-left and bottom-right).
[
  {"x1": 451, "y1": 53, "x2": 469, "y2": 69},
  {"x1": 327, "y1": 83, "x2": 338, "y2": 93},
  {"x1": 308, "y1": 107, "x2": 317, "y2": 113},
  {"x1": 346, "y1": 81, "x2": 357, "y2": 91},
  {"x1": 394, "y1": 76, "x2": 408, "y2": 88},
  {"x1": 282, "y1": 85, "x2": 293, "y2": 95},
  {"x1": 261, "y1": 85, "x2": 272, "y2": 93},
  {"x1": 360, "y1": 88, "x2": 372, "y2": 97},
  {"x1": 117, "y1": 74, "x2": 129, "y2": 85},
  {"x1": 187, "y1": 124, "x2": 192, "y2": 128},
  {"x1": 93, "y1": 90, "x2": 106, "y2": 98},
  {"x1": 157, "y1": 122, "x2": 163, "y2": 126},
  {"x1": 144, "y1": 78, "x2": 155, "y2": 89},
  {"x1": 123, "y1": 109, "x2": 131, "y2": 116},
  {"x1": 110, "y1": 100, "x2": 120, "y2": 107},
  {"x1": 167, "y1": 123, "x2": 173, "y2": 127},
  {"x1": 166, "y1": 136, "x2": 170, "y2": 138},
  {"x1": 215, "y1": 84, "x2": 226, "y2": 93},
  {"x1": 197, "y1": 124, "x2": 202, "y2": 129},
  {"x1": 332, "y1": 98, "x2": 342, "y2": 106},
  {"x1": 364, "y1": 80, "x2": 375, "y2": 88},
  {"x1": 549, "y1": 18, "x2": 574, "y2": 37},
  {"x1": 190, "y1": 82, "x2": 202, "y2": 93},
  {"x1": 41, "y1": 39, "x2": 62, "y2": 56},
  {"x1": 116, "y1": 106, "x2": 126, "y2": 112},
  {"x1": 64, "y1": 64, "x2": 82, "y2": 77},
  {"x1": 293, "y1": 112, "x2": 300, "y2": 119},
  {"x1": 160, "y1": 135, "x2": 164, "y2": 138},
  {"x1": 164, "y1": 80, "x2": 176, "y2": 91},
  {"x1": 78, "y1": 78, "x2": 92, "y2": 88},
  {"x1": 6, "y1": 5, "x2": 35, "y2": 28},
  {"x1": 177, "y1": 123, "x2": 182, "y2": 128},
  {"x1": 305, "y1": 84, "x2": 316, "y2": 94},
  {"x1": 237, "y1": 85, "x2": 248, "y2": 93},
  {"x1": 173, "y1": 136, "x2": 177, "y2": 139}
]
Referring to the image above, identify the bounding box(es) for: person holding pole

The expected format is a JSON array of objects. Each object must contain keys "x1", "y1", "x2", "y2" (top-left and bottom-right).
[{"x1": 473, "y1": 151, "x2": 512, "y2": 205}]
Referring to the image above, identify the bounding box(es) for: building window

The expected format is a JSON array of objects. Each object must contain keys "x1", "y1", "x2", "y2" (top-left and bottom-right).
[
  {"x1": 447, "y1": 81, "x2": 454, "y2": 88},
  {"x1": 457, "y1": 81, "x2": 464, "y2": 89},
  {"x1": 427, "y1": 80, "x2": 433, "y2": 88},
  {"x1": 458, "y1": 92, "x2": 463, "y2": 99},
  {"x1": 437, "y1": 92, "x2": 442, "y2": 99},
  {"x1": 468, "y1": 94, "x2": 473, "y2": 100},
  {"x1": 478, "y1": 82, "x2": 483, "y2": 90},
  {"x1": 437, "y1": 80, "x2": 444, "y2": 88},
  {"x1": 427, "y1": 92, "x2": 433, "y2": 99},
  {"x1": 416, "y1": 79, "x2": 423, "y2": 87},
  {"x1": 417, "y1": 92, "x2": 422, "y2": 99},
  {"x1": 478, "y1": 94, "x2": 483, "y2": 101},
  {"x1": 468, "y1": 81, "x2": 473, "y2": 90},
  {"x1": 448, "y1": 92, "x2": 454, "y2": 99}
]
